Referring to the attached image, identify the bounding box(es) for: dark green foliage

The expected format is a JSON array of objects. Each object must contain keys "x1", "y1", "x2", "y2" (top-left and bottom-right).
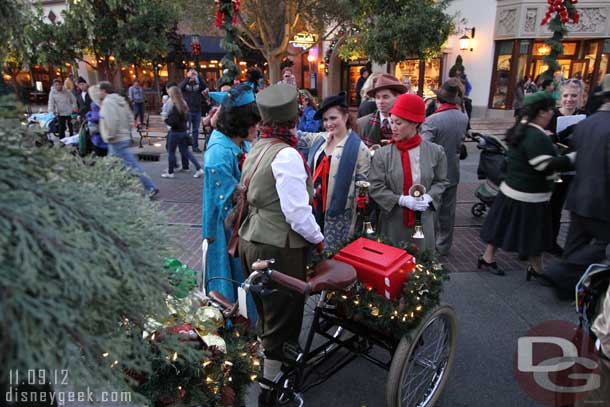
[
  {"x1": 344, "y1": 0, "x2": 456, "y2": 63},
  {"x1": 0, "y1": 95, "x2": 181, "y2": 400}
]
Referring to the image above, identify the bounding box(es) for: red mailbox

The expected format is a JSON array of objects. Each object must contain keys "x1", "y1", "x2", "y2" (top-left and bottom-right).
[{"x1": 333, "y1": 238, "x2": 416, "y2": 300}]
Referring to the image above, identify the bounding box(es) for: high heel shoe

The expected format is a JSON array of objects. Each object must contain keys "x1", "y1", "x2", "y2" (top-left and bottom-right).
[
  {"x1": 477, "y1": 255, "x2": 505, "y2": 276},
  {"x1": 525, "y1": 265, "x2": 555, "y2": 287}
]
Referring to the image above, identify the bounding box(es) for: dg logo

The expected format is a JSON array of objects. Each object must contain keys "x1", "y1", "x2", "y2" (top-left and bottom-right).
[{"x1": 513, "y1": 320, "x2": 601, "y2": 406}]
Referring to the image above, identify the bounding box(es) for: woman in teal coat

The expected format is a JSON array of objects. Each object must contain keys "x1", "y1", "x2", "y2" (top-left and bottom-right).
[{"x1": 202, "y1": 84, "x2": 260, "y2": 321}]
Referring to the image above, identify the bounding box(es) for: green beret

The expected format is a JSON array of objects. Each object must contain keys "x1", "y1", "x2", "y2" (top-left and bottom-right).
[
  {"x1": 256, "y1": 84, "x2": 299, "y2": 124},
  {"x1": 523, "y1": 91, "x2": 554, "y2": 107}
]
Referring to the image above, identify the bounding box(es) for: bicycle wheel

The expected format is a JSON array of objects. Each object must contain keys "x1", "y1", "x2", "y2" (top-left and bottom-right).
[
  {"x1": 385, "y1": 305, "x2": 457, "y2": 407},
  {"x1": 300, "y1": 293, "x2": 344, "y2": 362}
]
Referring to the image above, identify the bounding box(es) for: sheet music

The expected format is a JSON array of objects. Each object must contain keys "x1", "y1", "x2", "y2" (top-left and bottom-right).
[{"x1": 556, "y1": 114, "x2": 586, "y2": 134}]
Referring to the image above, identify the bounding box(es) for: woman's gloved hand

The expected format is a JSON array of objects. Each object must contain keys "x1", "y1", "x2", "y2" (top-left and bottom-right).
[{"x1": 398, "y1": 195, "x2": 429, "y2": 212}]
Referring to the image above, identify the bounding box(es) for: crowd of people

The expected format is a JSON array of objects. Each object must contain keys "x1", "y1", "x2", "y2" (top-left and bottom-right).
[{"x1": 46, "y1": 64, "x2": 610, "y2": 405}]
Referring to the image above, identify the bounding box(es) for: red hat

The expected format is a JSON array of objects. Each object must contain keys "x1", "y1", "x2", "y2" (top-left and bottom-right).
[{"x1": 390, "y1": 93, "x2": 426, "y2": 123}]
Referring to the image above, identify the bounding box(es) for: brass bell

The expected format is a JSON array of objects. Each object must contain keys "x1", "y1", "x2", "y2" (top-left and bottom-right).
[
  {"x1": 363, "y1": 221, "x2": 375, "y2": 236},
  {"x1": 412, "y1": 225, "x2": 425, "y2": 239}
]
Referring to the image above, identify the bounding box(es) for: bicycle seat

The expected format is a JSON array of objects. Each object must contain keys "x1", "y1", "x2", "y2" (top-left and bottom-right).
[{"x1": 308, "y1": 260, "x2": 357, "y2": 293}]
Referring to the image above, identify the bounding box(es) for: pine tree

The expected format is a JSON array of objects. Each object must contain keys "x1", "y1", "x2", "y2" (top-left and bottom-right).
[{"x1": 0, "y1": 96, "x2": 189, "y2": 402}]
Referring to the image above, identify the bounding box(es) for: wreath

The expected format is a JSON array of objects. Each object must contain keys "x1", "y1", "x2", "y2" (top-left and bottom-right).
[{"x1": 314, "y1": 236, "x2": 449, "y2": 339}]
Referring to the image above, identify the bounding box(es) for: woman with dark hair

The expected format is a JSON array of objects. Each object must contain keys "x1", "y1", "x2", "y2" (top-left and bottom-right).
[
  {"x1": 297, "y1": 92, "x2": 370, "y2": 249},
  {"x1": 369, "y1": 93, "x2": 449, "y2": 252},
  {"x1": 479, "y1": 92, "x2": 575, "y2": 282},
  {"x1": 162, "y1": 86, "x2": 203, "y2": 178},
  {"x1": 202, "y1": 84, "x2": 260, "y2": 320},
  {"x1": 297, "y1": 89, "x2": 321, "y2": 132}
]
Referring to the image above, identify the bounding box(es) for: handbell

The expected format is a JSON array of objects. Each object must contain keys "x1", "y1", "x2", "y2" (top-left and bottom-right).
[{"x1": 412, "y1": 224, "x2": 425, "y2": 239}]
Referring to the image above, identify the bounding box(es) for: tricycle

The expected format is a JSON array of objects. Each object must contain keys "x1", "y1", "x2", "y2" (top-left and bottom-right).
[{"x1": 206, "y1": 256, "x2": 457, "y2": 407}]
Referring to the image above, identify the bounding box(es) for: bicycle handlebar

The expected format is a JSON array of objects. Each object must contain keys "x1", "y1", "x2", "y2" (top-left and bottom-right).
[
  {"x1": 243, "y1": 259, "x2": 310, "y2": 296},
  {"x1": 268, "y1": 270, "x2": 310, "y2": 296}
]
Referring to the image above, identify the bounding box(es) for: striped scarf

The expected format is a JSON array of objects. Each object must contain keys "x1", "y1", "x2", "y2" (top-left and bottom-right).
[{"x1": 362, "y1": 111, "x2": 393, "y2": 147}]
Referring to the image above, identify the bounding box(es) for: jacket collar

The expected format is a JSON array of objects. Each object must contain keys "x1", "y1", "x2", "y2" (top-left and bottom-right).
[{"x1": 207, "y1": 129, "x2": 243, "y2": 153}]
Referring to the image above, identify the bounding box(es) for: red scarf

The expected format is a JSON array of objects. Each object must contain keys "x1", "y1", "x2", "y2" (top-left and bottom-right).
[
  {"x1": 394, "y1": 134, "x2": 423, "y2": 227},
  {"x1": 259, "y1": 125, "x2": 298, "y2": 147},
  {"x1": 435, "y1": 103, "x2": 460, "y2": 114},
  {"x1": 312, "y1": 154, "x2": 330, "y2": 214},
  {"x1": 259, "y1": 124, "x2": 310, "y2": 174}
]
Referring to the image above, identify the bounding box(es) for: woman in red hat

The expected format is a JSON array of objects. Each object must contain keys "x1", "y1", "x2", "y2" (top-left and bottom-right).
[{"x1": 369, "y1": 93, "x2": 449, "y2": 251}]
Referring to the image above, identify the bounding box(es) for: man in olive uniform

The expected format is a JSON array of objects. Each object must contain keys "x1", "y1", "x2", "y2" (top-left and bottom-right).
[{"x1": 238, "y1": 84, "x2": 324, "y2": 406}]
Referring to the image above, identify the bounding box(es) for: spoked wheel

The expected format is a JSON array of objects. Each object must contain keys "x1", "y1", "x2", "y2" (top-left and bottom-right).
[
  {"x1": 300, "y1": 293, "x2": 344, "y2": 364},
  {"x1": 471, "y1": 203, "x2": 486, "y2": 217},
  {"x1": 386, "y1": 305, "x2": 457, "y2": 407}
]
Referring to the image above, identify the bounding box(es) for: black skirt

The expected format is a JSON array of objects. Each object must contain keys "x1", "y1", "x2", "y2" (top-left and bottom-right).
[{"x1": 480, "y1": 191, "x2": 553, "y2": 257}]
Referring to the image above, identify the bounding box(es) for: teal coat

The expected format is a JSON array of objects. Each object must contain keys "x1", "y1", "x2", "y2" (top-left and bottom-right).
[{"x1": 202, "y1": 130, "x2": 256, "y2": 321}]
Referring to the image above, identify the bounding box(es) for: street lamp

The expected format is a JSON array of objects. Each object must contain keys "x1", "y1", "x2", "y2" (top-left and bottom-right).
[{"x1": 459, "y1": 27, "x2": 475, "y2": 51}]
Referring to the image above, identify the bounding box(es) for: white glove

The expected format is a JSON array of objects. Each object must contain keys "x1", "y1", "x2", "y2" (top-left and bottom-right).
[
  {"x1": 398, "y1": 195, "x2": 429, "y2": 212},
  {"x1": 421, "y1": 194, "x2": 433, "y2": 205}
]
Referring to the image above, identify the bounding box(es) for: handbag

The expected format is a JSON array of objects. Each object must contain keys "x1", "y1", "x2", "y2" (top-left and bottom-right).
[{"x1": 226, "y1": 140, "x2": 285, "y2": 257}]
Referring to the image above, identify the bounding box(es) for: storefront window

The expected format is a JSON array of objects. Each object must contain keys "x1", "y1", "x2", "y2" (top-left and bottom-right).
[
  {"x1": 516, "y1": 40, "x2": 530, "y2": 82},
  {"x1": 599, "y1": 54, "x2": 609, "y2": 85},
  {"x1": 422, "y1": 59, "x2": 441, "y2": 97},
  {"x1": 490, "y1": 41, "x2": 513, "y2": 109},
  {"x1": 395, "y1": 60, "x2": 421, "y2": 94},
  {"x1": 395, "y1": 58, "x2": 441, "y2": 97}
]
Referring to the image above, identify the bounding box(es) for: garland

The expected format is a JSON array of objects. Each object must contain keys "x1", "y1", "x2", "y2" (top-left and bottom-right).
[
  {"x1": 136, "y1": 259, "x2": 261, "y2": 406},
  {"x1": 540, "y1": 0, "x2": 580, "y2": 81},
  {"x1": 316, "y1": 236, "x2": 448, "y2": 339}
]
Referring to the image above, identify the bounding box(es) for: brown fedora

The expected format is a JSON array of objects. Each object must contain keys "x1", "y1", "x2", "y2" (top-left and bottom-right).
[
  {"x1": 433, "y1": 78, "x2": 464, "y2": 105},
  {"x1": 366, "y1": 74, "x2": 408, "y2": 97}
]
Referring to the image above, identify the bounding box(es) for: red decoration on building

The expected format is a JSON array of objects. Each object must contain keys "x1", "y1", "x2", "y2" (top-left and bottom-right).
[
  {"x1": 191, "y1": 43, "x2": 201, "y2": 56},
  {"x1": 541, "y1": 0, "x2": 579, "y2": 26}
]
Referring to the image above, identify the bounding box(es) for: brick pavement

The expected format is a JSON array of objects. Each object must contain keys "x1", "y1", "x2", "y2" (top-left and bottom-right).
[{"x1": 139, "y1": 132, "x2": 568, "y2": 275}]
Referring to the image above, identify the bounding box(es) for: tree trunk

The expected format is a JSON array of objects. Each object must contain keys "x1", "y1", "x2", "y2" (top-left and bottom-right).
[{"x1": 267, "y1": 54, "x2": 283, "y2": 84}]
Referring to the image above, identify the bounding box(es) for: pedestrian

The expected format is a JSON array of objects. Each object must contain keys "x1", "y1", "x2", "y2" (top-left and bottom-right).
[
  {"x1": 64, "y1": 76, "x2": 77, "y2": 97},
  {"x1": 161, "y1": 87, "x2": 203, "y2": 179},
  {"x1": 355, "y1": 67, "x2": 370, "y2": 106},
  {"x1": 546, "y1": 78, "x2": 587, "y2": 256},
  {"x1": 244, "y1": 67, "x2": 263, "y2": 93},
  {"x1": 180, "y1": 69, "x2": 208, "y2": 153},
  {"x1": 421, "y1": 78, "x2": 469, "y2": 256},
  {"x1": 547, "y1": 76, "x2": 610, "y2": 299},
  {"x1": 86, "y1": 85, "x2": 108, "y2": 157},
  {"x1": 368, "y1": 93, "x2": 449, "y2": 252},
  {"x1": 237, "y1": 84, "x2": 324, "y2": 406},
  {"x1": 97, "y1": 81, "x2": 159, "y2": 198},
  {"x1": 297, "y1": 90, "x2": 321, "y2": 133},
  {"x1": 513, "y1": 77, "x2": 526, "y2": 117},
  {"x1": 357, "y1": 72, "x2": 382, "y2": 118},
  {"x1": 127, "y1": 79, "x2": 145, "y2": 126},
  {"x1": 297, "y1": 91, "x2": 371, "y2": 250},
  {"x1": 540, "y1": 79, "x2": 554, "y2": 93},
  {"x1": 357, "y1": 74, "x2": 407, "y2": 147},
  {"x1": 524, "y1": 75, "x2": 538, "y2": 94},
  {"x1": 48, "y1": 78, "x2": 76, "y2": 139},
  {"x1": 76, "y1": 77, "x2": 92, "y2": 119},
  {"x1": 401, "y1": 76, "x2": 414, "y2": 94},
  {"x1": 479, "y1": 92, "x2": 575, "y2": 279},
  {"x1": 278, "y1": 68, "x2": 296, "y2": 86},
  {"x1": 202, "y1": 84, "x2": 259, "y2": 321}
]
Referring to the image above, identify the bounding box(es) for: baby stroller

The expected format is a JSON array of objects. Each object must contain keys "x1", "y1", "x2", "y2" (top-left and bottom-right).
[{"x1": 471, "y1": 133, "x2": 508, "y2": 217}]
